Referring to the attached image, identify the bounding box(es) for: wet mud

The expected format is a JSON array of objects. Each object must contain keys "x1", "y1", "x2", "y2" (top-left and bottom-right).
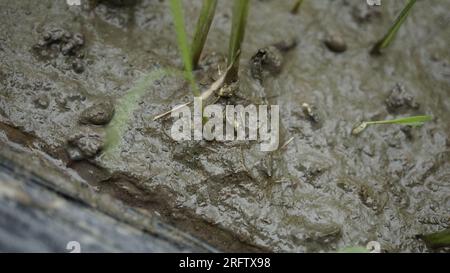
[{"x1": 0, "y1": 0, "x2": 449, "y2": 252}]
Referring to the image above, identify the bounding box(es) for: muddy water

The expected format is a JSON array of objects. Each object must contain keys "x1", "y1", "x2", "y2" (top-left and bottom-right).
[{"x1": 0, "y1": 0, "x2": 449, "y2": 252}]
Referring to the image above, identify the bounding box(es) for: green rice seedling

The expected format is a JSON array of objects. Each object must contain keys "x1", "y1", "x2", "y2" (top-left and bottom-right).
[
  {"x1": 352, "y1": 115, "x2": 432, "y2": 135},
  {"x1": 371, "y1": 0, "x2": 417, "y2": 55},
  {"x1": 169, "y1": 0, "x2": 200, "y2": 96},
  {"x1": 191, "y1": 0, "x2": 218, "y2": 68},
  {"x1": 337, "y1": 246, "x2": 369, "y2": 253},
  {"x1": 153, "y1": 61, "x2": 235, "y2": 121},
  {"x1": 290, "y1": 0, "x2": 303, "y2": 15},
  {"x1": 417, "y1": 229, "x2": 450, "y2": 249},
  {"x1": 225, "y1": 0, "x2": 250, "y2": 84},
  {"x1": 103, "y1": 68, "x2": 172, "y2": 157}
]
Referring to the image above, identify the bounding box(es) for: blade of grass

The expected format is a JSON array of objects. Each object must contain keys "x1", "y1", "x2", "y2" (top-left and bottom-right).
[
  {"x1": 169, "y1": 0, "x2": 200, "y2": 96},
  {"x1": 366, "y1": 115, "x2": 432, "y2": 125},
  {"x1": 225, "y1": 0, "x2": 250, "y2": 84},
  {"x1": 103, "y1": 68, "x2": 172, "y2": 157},
  {"x1": 371, "y1": 0, "x2": 417, "y2": 55},
  {"x1": 352, "y1": 115, "x2": 432, "y2": 135},
  {"x1": 191, "y1": 0, "x2": 218, "y2": 68},
  {"x1": 291, "y1": 0, "x2": 304, "y2": 15},
  {"x1": 337, "y1": 246, "x2": 369, "y2": 253},
  {"x1": 417, "y1": 229, "x2": 450, "y2": 249}
]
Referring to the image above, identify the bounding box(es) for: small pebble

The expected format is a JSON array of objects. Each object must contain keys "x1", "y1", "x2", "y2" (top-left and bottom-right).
[
  {"x1": 324, "y1": 33, "x2": 347, "y2": 53},
  {"x1": 385, "y1": 83, "x2": 419, "y2": 112},
  {"x1": 79, "y1": 100, "x2": 115, "y2": 125},
  {"x1": 67, "y1": 128, "x2": 104, "y2": 160},
  {"x1": 33, "y1": 94, "x2": 50, "y2": 109},
  {"x1": 302, "y1": 102, "x2": 320, "y2": 123}
]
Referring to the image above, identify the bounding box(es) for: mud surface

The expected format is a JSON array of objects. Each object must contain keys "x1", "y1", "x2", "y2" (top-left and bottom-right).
[{"x1": 0, "y1": 0, "x2": 449, "y2": 252}]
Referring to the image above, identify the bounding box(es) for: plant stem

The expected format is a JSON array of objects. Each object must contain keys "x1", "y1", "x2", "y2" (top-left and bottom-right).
[
  {"x1": 365, "y1": 115, "x2": 432, "y2": 126},
  {"x1": 291, "y1": 0, "x2": 303, "y2": 14},
  {"x1": 352, "y1": 115, "x2": 432, "y2": 135},
  {"x1": 225, "y1": 0, "x2": 250, "y2": 84},
  {"x1": 169, "y1": 0, "x2": 200, "y2": 96},
  {"x1": 371, "y1": 0, "x2": 417, "y2": 55},
  {"x1": 191, "y1": 0, "x2": 218, "y2": 69}
]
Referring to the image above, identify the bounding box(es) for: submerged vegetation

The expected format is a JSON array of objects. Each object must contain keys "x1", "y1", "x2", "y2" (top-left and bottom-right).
[
  {"x1": 371, "y1": 0, "x2": 417, "y2": 55},
  {"x1": 352, "y1": 115, "x2": 432, "y2": 135},
  {"x1": 103, "y1": 68, "x2": 171, "y2": 156}
]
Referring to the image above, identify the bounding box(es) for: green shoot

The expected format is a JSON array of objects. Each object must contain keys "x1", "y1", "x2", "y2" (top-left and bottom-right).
[
  {"x1": 371, "y1": 0, "x2": 417, "y2": 55},
  {"x1": 352, "y1": 115, "x2": 432, "y2": 135},
  {"x1": 291, "y1": 0, "x2": 304, "y2": 15},
  {"x1": 169, "y1": 0, "x2": 200, "y2": 96},
  {"x1": 417, "y1": 229, "x2": 450, "y2": 249},
  {"x1": 103, "y1": 68, "x2": 171, "y2": 157},
  {"x1": 191, "y1": 0, "x2": 218, "y2": 69},
  {"x1": 337, "y1": 246, "x2": 369, "y2": 253},
  {"x1": 225, "y1": 0, "x2": 250, "y2": 84}
]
